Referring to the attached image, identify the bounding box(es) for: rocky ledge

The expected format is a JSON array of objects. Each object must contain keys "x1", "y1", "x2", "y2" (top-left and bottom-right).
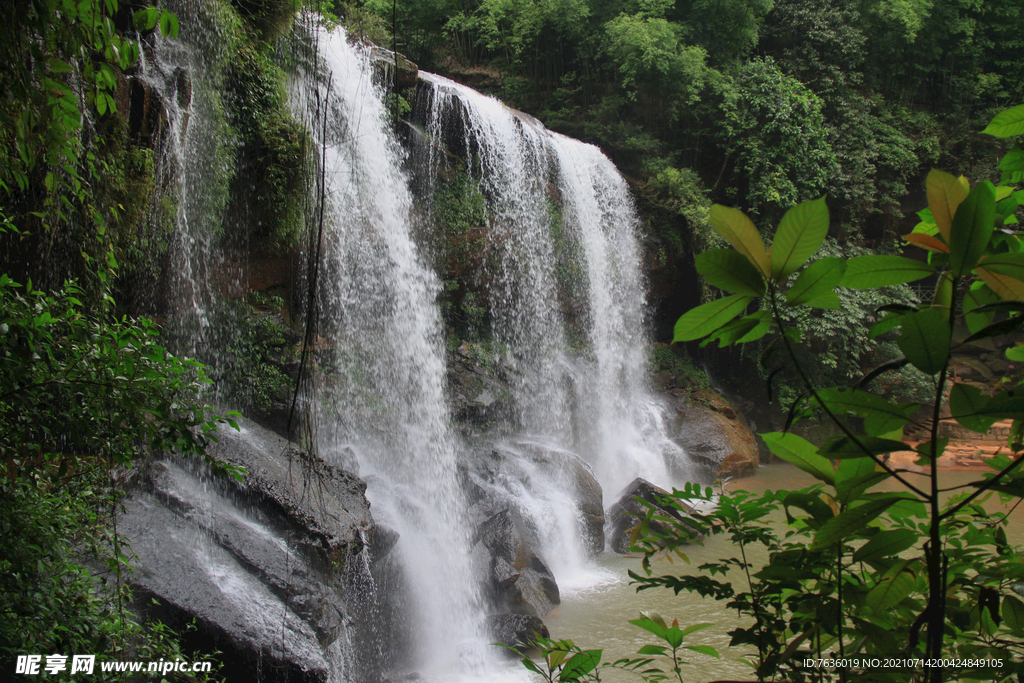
[{"x1": 119, "y1": 418, "x2": 379, "y2": 683}]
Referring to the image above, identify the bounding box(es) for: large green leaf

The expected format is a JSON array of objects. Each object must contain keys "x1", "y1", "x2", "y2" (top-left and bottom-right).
[
  {"x1": 926, "y1": 169, "x2": 967, "y2": 242},
  {"x1": 852, "y1": 528, "x2": 919, "y2": 563},
  {"x1": 977, "y1": 266, "x2": 1024, "y2": 301},
  {"x1": 803, "y1": 291, "x2": 841, "y2": 309},
  {"x1": 897, "y1": 308, "x2": 950, "y2": 375},
  {"x1": 786, "y1": 257, "x2": 846, "y2": 306},
  {"x1": 931, "y1": 271, "x2": 954, "y2": 310},
  {"x1": 951, "y1": 389, "x2": 1024, "y2": 424},
  {"x1": 761, "y1": 432, "x2": 834, "y2": 484},
  {"x1": 983, "y1": 104, "x2": 1024, "y2": 138},
  {"x1": 977, "y1": 252, "x2": 1024, "y2": 282},
  {"x1": 1003, "y1": 595, "x2": 1024, "y2": 633},
  {"x1": 771, "y1": 197, "x2": 829, "y2": 281},
  {"x1": 949, "y1": 383, "x2": 999, "y2": 433},
  {"x1": 963, "y1": 283, "x2": 1000, "y2": 334},
  {"x1": 810, "y1": 495, "x2": 909, "y2": 550},
  {"x1": 840, "y1": 255, "x2": 935, "y2": 289},
  {"x1": 695, "y1": 249, "x2": 766, "y2": 296},
  {"x1": 818, "y1": 436, "x2": 909, "y2": 459},
  {"x1": 961, "y1": 313, "x2": 1024, "y2": 345},
  {"x1": 701, "y1": 315, "x2": 756, "y2": 347},
  {"x1": 865, "y1": 561, "x2": 917, "y2": 612},
  {"x1": 949, "y1": 181, "x2": 996, "y2": 277},
  {"x1": 709, "y1": 205, "x2": 771, "y2": 276},
  {"x1": 559, "y1": 650, "x2": 602, "y2": 681},
  {"x1": 816, "y1": 388, "x2": 917, "y2": 436},
  {"x1": 702, "y1": 310, "x2": 772, "y2": 347},
  {"x1": 673, "y1": 294, "x2": 751, "y2": 342},
  {"x1": 836, "y1": 470, "x2": 891, "y2": 506},
  {"x1": 783, "y1": 491, "x2": 836, "y2": 525},
  {"x1": 868, "y1": 312, "x2": 908, "y2": 339}
]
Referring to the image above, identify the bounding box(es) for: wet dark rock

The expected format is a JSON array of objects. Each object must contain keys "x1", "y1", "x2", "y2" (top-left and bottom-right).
[
  {"x1": 507, "y1": 442, "x2": 605, "y2": 554},
  {"x1": 120, "y1": 417, "x2": 375, "y2": 683},
  {"x1": 606, "y1": 477, "x2": 701, "y2": 554},
  {"x1": 473, "y1": 508, "x2": 560, "y2": 617},
  {"x1": 447, "y1": 343, "x2": 515, "y2": 433},
  {"x1": 487, "y1": 613, "x2": 550, "y2": 652},
  {"x1": 464, "y1": 442, "x2": 604, "y2": 556},
  {"x1": 369, "y1": 46, "x2": 419, "y2": 89},
  {"x1": 671, "y1": 402, "x2": 759, "y2": 480}
]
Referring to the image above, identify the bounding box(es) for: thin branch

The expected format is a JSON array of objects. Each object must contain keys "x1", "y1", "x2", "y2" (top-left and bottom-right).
[
  {"x1": 940, "y1": 453, "x2": 1024, "y2": 520},
  {"x1": 768, "y1": 290, "x2": 929, "y2": 499}
]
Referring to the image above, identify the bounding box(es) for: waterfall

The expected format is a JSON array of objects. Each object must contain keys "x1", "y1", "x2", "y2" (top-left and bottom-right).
[
  {"x1": 551, "y1": 133, "x2": 679, "y2": 492},
  {"x1": 146, "y1": 9, "x2": 689, "y2": 678},
  {"x1": 417, "y1": 75, "x2": 682, "y2": 496},
  {"x1": 290, "y1": 25, "x2": 494, "y2": 678},
  {"x1": 412, "y1": 72, "x2": 688, "y2": 608},
  {"x1": 421, "y1": 73, "x2": 572, "y2": 438}
]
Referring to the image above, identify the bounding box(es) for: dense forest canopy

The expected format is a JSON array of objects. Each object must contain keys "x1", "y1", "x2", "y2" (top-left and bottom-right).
[{"x1": 352, "y1": 0, "x2": 1021, "y2": 246}]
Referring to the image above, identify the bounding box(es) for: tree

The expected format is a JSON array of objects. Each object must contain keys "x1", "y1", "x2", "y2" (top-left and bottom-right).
[{"x1": 666, "y1": 102, "x2": 1024, "y2": 682}]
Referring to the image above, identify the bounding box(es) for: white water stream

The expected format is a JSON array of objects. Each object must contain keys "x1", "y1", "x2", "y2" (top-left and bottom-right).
[
  {"x1": 157, "y1": 15, "x2": 695, "y2": 680},
  {"x1": 290, "y1": 26, "x2": 492, "y2": 678}
]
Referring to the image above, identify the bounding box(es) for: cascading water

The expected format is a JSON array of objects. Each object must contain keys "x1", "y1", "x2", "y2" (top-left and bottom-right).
[
  {"x1": 147, "y1": 7, "x2": 691, "y2": 678},
  {"x1": 421, "y1": 73, "x2": 573, "y2": 438},
  {"x1": 418, "y1": 73, "x2": 682, "y2": 492},
  {"x1": 415, "y1": 73, "x2": 687, "y2": 591},
  {"x1": 139, "y1": 4, "x2": 237, "y2": 361},
  {"x1": 551, "y1": 133, "x2": 681, "y2": 493},
  {"x1": 289, "y1": 24, "x2": 497, "y2": 679}
]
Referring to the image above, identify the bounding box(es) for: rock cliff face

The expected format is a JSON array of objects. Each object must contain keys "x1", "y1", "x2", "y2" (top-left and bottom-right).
[
  {"x1": 654, "y1": 373, "x2": 761, "y2": 481},
  {"x1": 120, "y1": 418, "x2": 379, "y2": 683},
  {"x1": 671, "y1": 397, "x2": 760, "y2": 481}
]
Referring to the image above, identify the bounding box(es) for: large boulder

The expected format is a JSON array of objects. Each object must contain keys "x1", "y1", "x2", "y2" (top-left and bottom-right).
[
  {"x1": 464, "y1": 441, "x2": 604, "y2": 556},
  {"x1": 671, "y1": 393, "x2": 759, "y2": 480},
  {"x1": 120, "y1": 418, "x2": 378, "y2": 683},
  {"x1": 606, "y1": 478, "x2": 701, "y2": 554},
  {"x1": 473, "y1": 508, "x2": 560, "y2": 617},
  {"x1": 369, "y1": 46, "x2": 419, "y2": 89},
  {"x1": 487, "y1": 614, "x2": 550, "y2": 653}
]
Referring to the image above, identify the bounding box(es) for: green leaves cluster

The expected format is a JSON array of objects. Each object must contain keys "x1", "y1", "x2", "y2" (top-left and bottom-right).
[
  {"x1": 654, "y1": 102, "x2": 1024, "y2": 680},
  {"x1": 629, "y1": 478, "x2": 1024, "y2": 682},
  {"x1": 512, "y1": 613, "x2": 719, "y2": 683},
  {"x1": 0, "y1": 276, "x2": 243, "y2": 481},
  {"x1": 0, "y1": 0, "x2": 178, "y2": 194}
]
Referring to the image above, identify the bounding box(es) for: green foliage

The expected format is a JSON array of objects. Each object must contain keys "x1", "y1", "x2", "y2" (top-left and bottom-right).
[
  {"x1": 649, "y1": 344, "x2": 710, "y2": 390},
  {"x1": 445, "y1": 0, "x2": 591, "y2": 68},
  {"x1": 604, "y1": 10, "x2": 709, "y2": 115},
  {"x1": 0, "y1": 0, "x2": 181, "y2": 298},
  {"x1": 673, "y1": 0, "x2": 774, "y2": 66},
  {"x1": 0, "y1": 275, "x2": 240, "y2": 672},
  {"x1": 431, "y1": 170, "x2": 492, "y2": 339},
  {"x1": 224, "y1": 45, "x2": 306, "y2": 251},
  {"x1": 718, "y1": 58, "x2": 839, "y2": 221},
  {"x1": 628, "y1": 479, "x2": 1024, "y2": 682},
  {"x1": 511, "y1": 619, "x2": 719, "y2": 683},
  {"x1": 341, "y1": 1, "x2": 391, "y2": 45},
  {"x1": 0, "y1": 277, "x2": 242, "y2": 479},
  {"x1": 654, "y1": 102, "x2": 1024, "y2": 679},
  {"x1": 215, "y1": 294, "x2": 297, "y2": 415},
  {"x1": 0, "y1": 474, "x2": 222, "y2": 681}
]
